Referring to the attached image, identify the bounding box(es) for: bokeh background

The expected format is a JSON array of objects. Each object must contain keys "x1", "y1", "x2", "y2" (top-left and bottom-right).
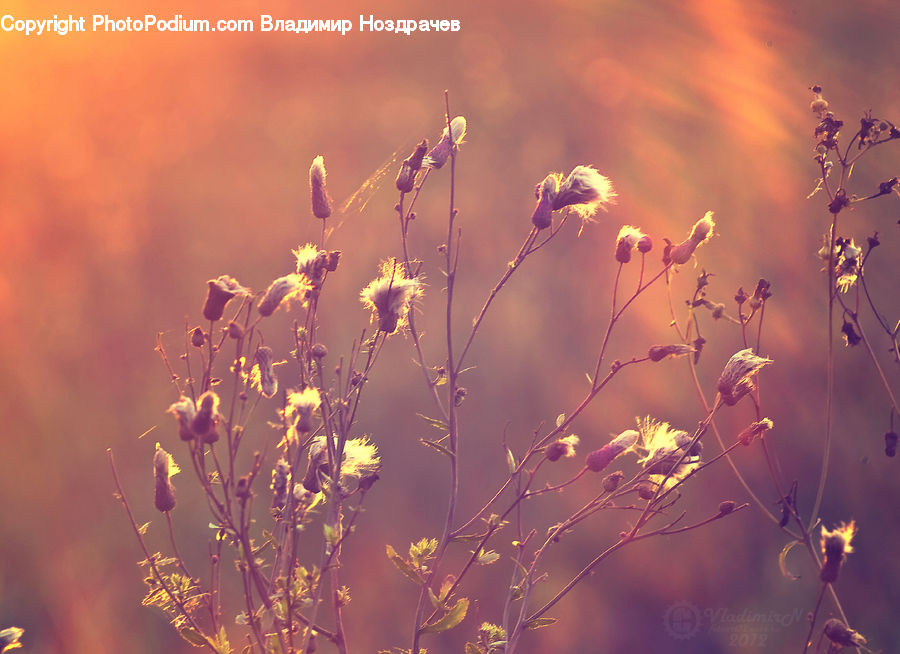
[{"x1": 1, "y1": 0, "x2": 899, "y2": 652}]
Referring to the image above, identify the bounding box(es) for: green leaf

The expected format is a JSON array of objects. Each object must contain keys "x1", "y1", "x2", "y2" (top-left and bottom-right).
[
  {"x1": 476, "y1": 549, "x2": 500, "y2": 565},
  {"x1": 506, "y1": 448, "x2": 516, "y2": 473},
  {"x1": 420, "y1": 438, "x2": 454, "y2": 458},
  {"x1": 386, "y1": 545, "x2": 424, "y2": 585},
  {"x1": 179, "y1": 627, "x2": 208, "y2": 647},
  {"x1": 778, "y1": 540, "x2": 803, "y2": 580},
  {"x1": 416, "y1": 413, "x2": 449, "y2": 433},
  {"x1": 524, "y1": 617, "x2": 558, "y2": 630},
  {"x1": 137, "y1": 521, "x2": 151, "y2": 536},
  {"x1": 556, "y1": 413, "x2": 566, "y2": 428},
  {"x1": 420, "y1": 597, "x2": 469, "y2": 634}
]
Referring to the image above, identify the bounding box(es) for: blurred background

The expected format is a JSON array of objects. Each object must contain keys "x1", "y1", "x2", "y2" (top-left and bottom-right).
[{"x1": 1, "y1": 0, "x2": 899, "y2": 652}]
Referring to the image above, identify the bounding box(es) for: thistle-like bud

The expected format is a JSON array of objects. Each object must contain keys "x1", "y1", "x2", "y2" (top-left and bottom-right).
[
  {"x1": 648, "y1": 344, "x2": 694, "y2": 362},
  {"x1": 823, "y1": 618, "x2": 867, "y2": 647},
  {"x1": 153, "y1": 444, "x2": 177, "y2": 512},
  {"x1": 664, "y1": 212, "x2": 716, "y2": 265},
  {"x1": 423, "y1": 117, "x2": 466, "y2": 169},
  {"x1": 286, "y1": 387, "x2": 322, "y2": 433},
  {"x1": 396, "y1": 140, "x2": 428, "y2": 193},
  {"x1": 302, "y1": 437, "x2": 329, "y2": 492},
  {"x1": 309, "y1": 155, "x2": 333, "y2": 219},
  {"x1": 585, "y1": 430, "x2": 638, "y2": 473},
  {"x1": 718, "y1": 500, "x2": 736, "y2": 515},
  {"x1": 271, "y1": 458, "x2": 290, "y2": 509},
  {"x1": 258, "y1": 274, "x2": 307, "y2": 317},
  {"x1": 716, "y1": 348, "x2": 773, "y2": 406},
  {"x1": 637, "y1": 234, "x2": 653, "y2": 253},
  {"x1": 737, "y1": 418, "x2": 773, "y2": 446},
  {"x1": 253, "y1": 346, "x2": 278, "y2": 398},
  {"x1": 545, "y1": 435, "x2": 579, "y2": 462},
  {"x1": 190, "y1": 326, "x2": 205, "y2": 348},
  {"x1": 235, "y1": 475, "x2": 251, "y2": 500},
  {"x1": 602, "y1": 470, "x2": 624, "y2": 492},
  {"x1": 360, "y1": 259, "x2": 422, "y2": 334},
  {"x1": 885, "y1": 431, "x2": 898, "y2": 457},
  {"x1": 819, "y1": 521, "x2": 856, "y2": 583},
  {"x1": 167, "y1": 396, "x2": 197, "y2": 441},
  {"x1": 203, "y1": 275, "x2": 249, "y2": 321},
  {"x1": 551, "y1": 165, "x2": 616, "y2": 220},
  {"x1": 615, "y1": 226, "x2": 648, "y2": 263},
  {"x1": 311, "y1": 343, "x2": 328, "y2": 359},
  {"x1": 227, "y1": 321, "x2": 244, "y2": 340},
  {"x1": 191, "y1": 391, "x2": 221, "y2": 443},
  {"x1": 531, "y1": 174, "x2": 559, "y2": 230}
]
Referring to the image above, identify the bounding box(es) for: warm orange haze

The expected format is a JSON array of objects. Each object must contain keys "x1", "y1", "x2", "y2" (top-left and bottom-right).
[{"x1": 1, "y1": 1, "x2": 898, "y2": 652}]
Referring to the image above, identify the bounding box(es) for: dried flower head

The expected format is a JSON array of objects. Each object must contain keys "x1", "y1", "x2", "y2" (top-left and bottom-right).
[
  {"x1": 664, "y1": 212, "x2": 716, "y2": 265},
  {"x1": 252, "y1": 346, "x2": 279, "y2": 398},
  {"x1": 153, "y1": 443, "x2": 179, "y2": 512},
  {"x1": 635, "y1": 418, "x2": 700, "y2": 482},
  {"x1": 545, "y1": 434, "x2": 580, "y2": 462},
  {"x1": 191, "y1": 390, "x2": 221, "y2": 443},
  {"x1": 424, "y1": 116, "x2": 467, "y2": 169},
  {"x1": 167, "y1": 396, "x2": 197, "y2": 441},
  {"x1": 309, "y1": 155, "x2": 333, "y2": 219},
  {"x1": 820, "y1": 520, "x2": 856, "y2": 583},
  {"x1": 648, "y1": 344, "x2": 694, "y2": 362},
  {"x1": 823, "y1": 618, "x2": 867, "y2": 648},
  {"x1": 271, "y1": 458, "x2": 290, "y2": 509},
  {"x1": 737, "y1": 418, "x2": 773, "y2": 446},
  {"x1": 257, "y1": 273, "x2": 309, "y2": 317},
  {"x1": 531, "y1": 174, "x2": 559, "y2": 230},
  {"x1": 716, "y1": 348, "x2": 772, "y2": 406},
  {"x1": 286, "y1": 387, "x2": 322, "y2": 434},
  {"x1": 552, "y1": 165, "x2": 616, "y2": 220},
  {"x1": 203, "y1": 275, "x2": 250, "y2": 322},
  {"x1": 585, "y1": 430, "x2": 637, "y2": 473},
  {"x1": 615, "y1": 225, "x2": 648, "y2": 263},
  {"x1": 360, "y1": 259, "x2": 422, "y2": 334}
]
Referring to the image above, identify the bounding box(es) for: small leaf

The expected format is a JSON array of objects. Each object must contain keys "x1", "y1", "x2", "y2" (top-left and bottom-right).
[
  {"x1": 420, "y1": 438, "x2": 454, "y2": 458},
  {"x1": 556, "y1": 413, "x2": 566, "y2": 428},
  {"x1": 420, "y1": 597, "x2": 469, "y2": 634},
  {"x1": 428, "y1": 587, "x2": 442, "y2": 609},
  {"x1": 506, "y1": 448, "x2": 516, "y2": 473},
  {"x1": 386, "y1": 545, "x2": 425, "y2": 585},
  {"x1": 524, "y1": 617, "x2": 558, "y2": 630},
  {"x1": 179, "y1": 627, "x2": 208, "y2": 647},
  {"x1": 137, "y1": 522, "x2": 151, "y2": 536},
  {"x1": 476, "y1": 549, "x2": 500, "y2": 565},
  {"x1": 778, "y1": 540, "x2": 803, "y2": 580},
  {"x1": 417, "y1": 413, "x2": 449, "y2": 433}
]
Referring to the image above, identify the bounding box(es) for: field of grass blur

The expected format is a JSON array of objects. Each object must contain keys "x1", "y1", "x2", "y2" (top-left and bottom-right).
[{"x1": 1, "y1": 1, "x2": 898, "y2": 652}]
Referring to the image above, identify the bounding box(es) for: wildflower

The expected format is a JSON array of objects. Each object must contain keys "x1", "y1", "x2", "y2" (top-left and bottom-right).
[
  {"x1": 823, "y1": 618, "x2": 867, "y2": 648},
  {"x1": 0, "y1": 626, "x2": 24, "y2": 652},
  {"x1": 648, "y1": 344, "x2": 694, "y2": 362},
  {"x1": 737, "y1": 418, "x2": 773, "y2": 446},
  {"x1": 615, "y1": 225, "x2": 648, "y2": 263},
  {"x1": 664, "y1": 212, "x2": 716, "y2": 265},
  {"x1": 167, "y1": 396, "x2": 197, "y2": 441},
  {"x1": 257, "y1": 273, "x2": 309, "y2": 317},
  {"x1": 552, "y1": 165, "x2": 616, "y2": 220},
  {"x1": 585, "y1": 430, "x2": 637, "y2": 473},
  {"x1": 820, "y1": 520, "x2": 856, "y2": 583},
  {"x1": 153, "y1": 443, "x2": 178, "y2": 512},
  {"x1": 716, "y1": 348, "x2": 772, "y2": 406},
  {"x1": 309, "y1": 155, "x2": 333, "y2": 219},
  {"x1": 531, "y1": 174, "x2": 559, "y2": 230},
  {"x1": 203, "y1": 275, "x2": 250, "y2": 322},
  {"x1": 396, "y1": 139, "x2": 428, "y2": 192},
  {"x1": 252, "y1": 346, "x2": 278, "y2": 398},
  {"x1": 286, "y1": 386, "x2": 322, "y2": 434},
  {"x1": 360, "y1": 259, "x2": 422, "y2": 334},
  {"x1": 545, "y1": 434, "x2": 580, "y2": 462},
  {"x1": 191, "y1": 390, "x2": 221, "y2": 443},
  {"x1": 423, "y1": 116, "x2": 466, "y2": 169},
  {"x1": 635, "y1": 418, "x2": 701, "y2": 482},
  {"x1": 271, "y1": 458, "x2": 290, "y2": 509}
]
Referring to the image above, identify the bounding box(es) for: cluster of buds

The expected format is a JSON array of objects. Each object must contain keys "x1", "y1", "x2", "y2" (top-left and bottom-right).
[
  {"x1": 309, "y1": 155, "x2": 333, "y2": 219},
  {"x1": 395, "y1": 139, "x2": 428, "y2": 193},
  {"x1": 202, "y1": 275, "x2": 250, "y2": 322},
  {"x1": 716, "y1": 348, "x2": 772, "y2": 406},
  {"x1": 663, "y1": 212, "x2": 716, "y2": 265},
  {"x1": 820, "y1": 521, "x2": 856, "y2": 583},
  {"x1": 531, "y1": 165, "x2": 616, "y2": 229},
  {"x1": 615, "y1": 225, "x2": 652, "y2": 263},
  {"x1": 167, "y1": 391, "x2": 222, "y2": 443}
]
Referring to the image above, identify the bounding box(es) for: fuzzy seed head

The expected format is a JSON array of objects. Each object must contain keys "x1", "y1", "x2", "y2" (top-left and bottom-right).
[
  {"x1": 153, "y1": 443, "x2": 178, "y2": 512},
  {"x1": 286, "y1": 387, "x2": 322, "y2": 434},
  {"x1": 552, "y1": 165, "x2": 616, "y2": 220},
  {"x1": 738, "y1": 418, "x2": 773, "y2": 446},
  {"x1": 360, "y1": 259, "x2": 422, "y2": 334},
  {"x1": 716, "y1": 349, "x2": 772, "y2": 405},
  {"x1": 203, "y1": 275, "x2": 249, "y2": 322},
  {"x1": 309, "y1": 155, "x2": 333, "y2": 219},
  {"x1": 252, "y1": 346, "x2": 279, "y2": 398},
  {"x1": 648, "y1": 344, "x2": 694, "y2": 362},
  {"x1": 615, "y1": 225, "x2": 647, "y2": 263},
  {"x1": 585, "y1": 430, "x2": 637, "y2": 472},
  {"x1": 635, "y1": 418, "x2": 700, "y2": 482},
  {"x1": 167, "y1": 396, "x2": 197, "y2": 441},
  {"x1": 423, "y1": 116, "x2": 467, "y2": 169},
  {"x1": 546, "y1": 434, "x2": 579, "y2": 461},
  {"x1": 821, "y1": 521, "x2": 856, "y2": 558},
  {"x1": 258, "y1": 273, "x2": 309, "y2": 317}
]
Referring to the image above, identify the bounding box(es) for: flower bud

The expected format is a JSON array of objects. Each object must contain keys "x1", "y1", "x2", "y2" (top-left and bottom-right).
[
  {"x1": 203, "y1": 275, "x2": 248, "y2": 321},
  {"x1": 615, "y1": 226, "x2": 647, "y2": 264},
  {"x1": 191, "y1": 391, "x2": 220, "y2": 443},
  {"x1": 602, "y1": 470, "x2": 624, "y2": 492},
  {"x1": 885, "y1": 431, "x2": 898, "y2": 457},
  {"x1": 823, "y1": 619, "x2": 867, "y2": 647},
  {"x1": 227, "y1": 321, "x2": 244, "y2": 339},
  {"x1": 718, "y1": 500, "x2": 735, "y2": 515},
  {"x1": 585, "y1": 430, "x2": 637, "y2": 473},
  {"x1": 254, "y1": 346, "x2": 278, "y2": 398},
  {"x1": 190, "y1": 326, "x2": 205, "y2": 348},
  {"x1": 819, "y1": 521, "x2": 856, "y2": 583},
  {"x1": 311, "y1": 343, "x2": 328, "y2": 359},
  {"x1": 531, "y1": 174, "x2": 558, "y2": 230},
  {"x1": 717, "y1": 349, "x2": 772, "y2": 406},
  {"x1": 423, "y1": 117, "x2": 466, "y2": 169},
  {"x1": 153, "y1": 445, "x2": 177, "y2": 513},
  {"x1": 167, "y1": 396, "x2": 197, "y2": 441},
  {"x1": 258, "y1": 274, "x2": 307, "y2": 317},
  {"x1": 637, "y1": 234, "x2": 653, "y2": 253}
]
